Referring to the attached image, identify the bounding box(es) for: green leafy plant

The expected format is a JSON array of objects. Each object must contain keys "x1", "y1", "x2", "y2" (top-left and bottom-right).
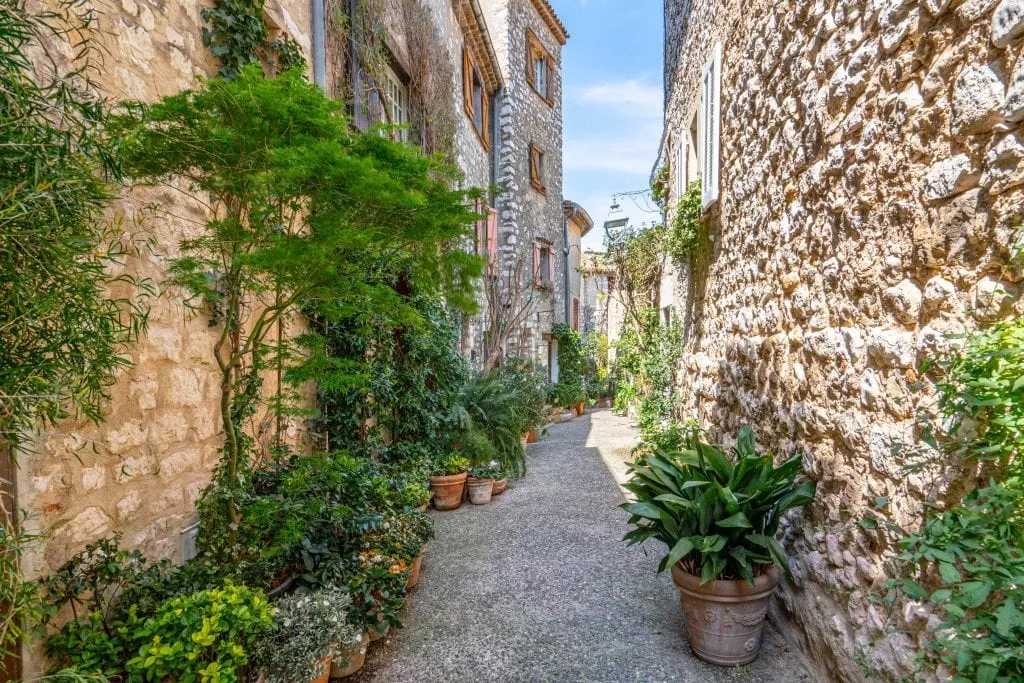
[
  {"x1": 201, "y1": 0, "x2": 307, "y2": 78},
  {"x1": 667, "y1": 180, "x2": 703, "y2": 269},
  {"x1": 250, "y1": 587, "x2": 359, "y2": 683},
  {"x1": 621, "y1": 425, "x2": 816, "y2": 583},
  {"x1": 470, "y1": 462, "x2": 503, "y2": 480},
  {"x1": 432, "y1": 452, "x2": 469, "y2": 476},
  {"x1": 114, "y1": 65, "x2": 480, "y2": 536},
  {"x1": 125, "y1": 583, "x2": 273, "y2": 682},
  {"x1": 1, "y1": 513, "x2": 44, "y2": 664},
  {"x1": 884, "y1": 317, "x2": 1024, "y2": 681},
  {"x1": 551, "y1": 324, "x2": 585, "y2": 407},
  {"x1": 451, "y1": 371, "x2": 527, "y2": 476},
  {"x1": 0, "y1": 0, "x2": 150, "y2": 447}
]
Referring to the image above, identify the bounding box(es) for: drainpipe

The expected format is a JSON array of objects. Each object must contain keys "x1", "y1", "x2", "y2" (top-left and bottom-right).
[
  {"x1": 491, "y1": 86, "x2": 503, "y2": 200},
  {"x1": 563, "y1": 206, "x2": 571, "y2": 326},
  {"x1": 311, "y1": 0, "x2": 326, "y2": 89}
]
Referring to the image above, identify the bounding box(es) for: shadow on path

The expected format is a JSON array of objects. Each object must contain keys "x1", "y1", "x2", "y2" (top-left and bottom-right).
[{"x1": 352, "y1": 410, "x2": 811, "y2": 682}]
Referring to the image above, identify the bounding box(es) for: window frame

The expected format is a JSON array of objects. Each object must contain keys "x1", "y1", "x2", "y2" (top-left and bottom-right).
[
  {"x1": 700, "y1": 42, "x2": 722, "y2": 209},
  {"x1": 533, "y1": 239, "x2": 554, "y2": 288},
  {"x1": 529, "y1": 142, "x2": 546, "y2": 194},
  {"x1": 463, "y1": 47, "x2": 491, "y2": 150},
  {"x1": 382, "y1": 64, "x2": 409, "y2": 142},
  {"x1": 525, "y1": 29, "x2": 554, "y2": 105}
]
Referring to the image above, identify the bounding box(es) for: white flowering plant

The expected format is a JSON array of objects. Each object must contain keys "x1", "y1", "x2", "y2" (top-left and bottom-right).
[{"x1": 250, "y1": 587, "x2": 360, "y2": 683}]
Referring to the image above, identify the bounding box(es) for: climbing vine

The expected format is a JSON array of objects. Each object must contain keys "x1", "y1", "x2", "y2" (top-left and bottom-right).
[
  {"x1": 201, "y1": 0, "x2": 307, "y2": 79},
  {"x1": 667, "y1": 180, "x2": 703, "y2": 270},
  {"x1": 551, "y1": 324, "x2": 585, "y2": 407}
]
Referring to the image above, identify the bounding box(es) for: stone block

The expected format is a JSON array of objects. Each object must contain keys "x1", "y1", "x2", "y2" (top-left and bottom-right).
[
  {"x1": 1004, "y1": 56, "x2": 1024, "y2": 121},
  {"x1": 148, "y1": 412, "x2": 189, "y2": 452},
  {"x1": 128, "y1": 378, "x2": 159, "y2": 411},
  {"x1": 116, "y1": 490, "x2": 142, "y2": 521},
  {"x1": 922, "y1": 155, "x2": 979, "y2": 201},
  {"x1": 161, "y1": 448, "x2": 202, "y2": 477},
  {"x1": 81, "y1": 466, "x2": 106, "y2": 492},
  {"x1": 106, "y1": 420, "x2": 147, "y2": 456},
  {"x1": 922, "y1": 276, "x2": 956, "y2": 312},
  {"x1": 992, "y1": 0, "x2": 1024, "y2": 46},
  {"x1": 61, "y1": 507, "x2": 112, "y2": 545},
  {"x1": 140, "y1": 325, "x2": 182, "y2": 363},
  {"x1": 882, "y1": 279, "x2": 922, "y2": 324},
  {"x1": 952, "y1": 65, "x2": 1006, "y2": 135},
  {"x1": 980, "y1": 133, "x2": 1024, "y2": 194},
  {"x1": 972, "y1": 275, "x2": 1017, "y2": 321},
  {"x1": 167, "y1": 367, "x2": 206, "y2": 407}
]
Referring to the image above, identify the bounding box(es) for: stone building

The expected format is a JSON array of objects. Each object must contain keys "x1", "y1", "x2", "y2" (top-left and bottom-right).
[
  {"x1": 477, "y1": 0, "x2": 573, "y2": 376},
  {"x1": 10, "y1": 0, "x2": 576, "y2": 674},
  {"x1": 661, "y1": 0, "x2": 1024, "y2": 679},
  {"x1": 564, "y1": 200, "x2": 595, "y2": 333},
  {"x1": 580, "y1": 250, "x2": 613, "y2": 336}
]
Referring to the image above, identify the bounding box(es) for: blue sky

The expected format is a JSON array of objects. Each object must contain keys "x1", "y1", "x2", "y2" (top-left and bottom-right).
[{"x1": 553, "y1": 0, "x2": 665, "y2": 251}]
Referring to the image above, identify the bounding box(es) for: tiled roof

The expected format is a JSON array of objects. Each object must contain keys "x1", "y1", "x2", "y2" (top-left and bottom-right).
[
  {"x1": 456, "y1": 0, "x2": 503, "y2": 91},
  {"x1": 530, "y1": 0, "x2": 569, "y2": 45}
]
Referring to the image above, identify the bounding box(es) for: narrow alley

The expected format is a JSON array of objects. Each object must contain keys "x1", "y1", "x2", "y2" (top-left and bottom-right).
[{"x1": 355, "y1": 411, "x2": 811, "y2": 682}]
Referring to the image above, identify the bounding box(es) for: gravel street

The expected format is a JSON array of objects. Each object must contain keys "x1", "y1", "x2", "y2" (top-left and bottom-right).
[{"x1": 353, "y1": 409, "x2": 811, "y2": 682}]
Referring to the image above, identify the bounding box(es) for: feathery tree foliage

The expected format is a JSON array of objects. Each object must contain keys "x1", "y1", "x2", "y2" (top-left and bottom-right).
[{"x1": 111, "y1": 66, "x2": 482, "y2": 532}]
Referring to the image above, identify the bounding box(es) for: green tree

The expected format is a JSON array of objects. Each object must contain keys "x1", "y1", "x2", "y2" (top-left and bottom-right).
[{"x1": 113, "y1": 66, "x2": 481, "y2": 532}]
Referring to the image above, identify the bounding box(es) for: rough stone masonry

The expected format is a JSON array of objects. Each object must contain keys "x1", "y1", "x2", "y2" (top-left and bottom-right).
[{"x1": 663, "y1": 0, "x2": 1024, "y2": 679}]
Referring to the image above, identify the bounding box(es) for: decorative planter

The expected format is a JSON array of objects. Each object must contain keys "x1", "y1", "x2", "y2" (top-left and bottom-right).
[
  {"x1": 575, "y1": 402, "x2": 585, "y2": 415},
  {"x1": 671, "y1": 563, "x2": 779, "y2": 666},
  {"x1": 467, "y1": 477, "x2": 494, "y2": 505},
  {"x1": 308, "y1": 654, "x2": 332, "y2": 683},
  {"x1": 406, "y1": 552, "x2": 424, "y2": 589},
  {"x1": 429, "y1": 471, "x2": 467, "y2": 510},
  {"x1": 492, "y1": 477, "x2": 508, "y2": 495},
  {"x1": 330, "y1": 632, "x2": 369, "y2": 678},
  {"x1": 526, "y1": 429, "x2": 538, "y2": 443}
]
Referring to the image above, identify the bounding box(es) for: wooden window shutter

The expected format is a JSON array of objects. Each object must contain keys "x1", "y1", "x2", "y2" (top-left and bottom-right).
[
  {"x1": 533, "y1": 241, "x2": 541, "y2": 281},
  {"x1": 573, "y1": 298, "x2": 580, "y2": 331},
  {"x1": 463, "y1": 48, "x2": 474, "y2": 118},
  {"x1": 486, "y1": 208, "x2": 498, "y2": 274},
  {"x1": 474, "y1": 198, "x2": 483, "y2": 257},
  {"x1": 547, "y1": 246, "x2": 554, "y2": 283},
  {"x1": 525, "y1": 33, "x2": 536, "y2": 88},
  {"x1": 482, "y1": 90, "x2": 490, "y2": 146},
  {"x1": 701, "y1": 42, "x2": 721, "y2": 209}
]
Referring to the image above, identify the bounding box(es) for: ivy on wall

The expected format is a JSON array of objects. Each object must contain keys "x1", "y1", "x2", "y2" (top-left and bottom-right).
[{"x1": 201, "y1": 0, "x2": 307, "y2": 78}]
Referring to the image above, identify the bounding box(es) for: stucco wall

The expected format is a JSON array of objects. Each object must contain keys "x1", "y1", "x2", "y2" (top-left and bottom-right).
[
  {"x1": 18, "y1": 0, "x2": 314, "y2": 583},
  {"x1": 664, "y1": 0, "x2": 1024, "y2": 679}
]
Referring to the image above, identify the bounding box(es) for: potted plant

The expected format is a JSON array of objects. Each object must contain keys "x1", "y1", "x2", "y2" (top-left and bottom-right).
[
  {"x1": 492, "y1": 466, "x2": 509, "y2": 496},
  {"x1": 467, "y1": 463, "x2": 502, "y2": 505},
  {"x1": 621, "y1": 425, "x2": 816, "y2": 666},
  {"x1": 429, "y1": 451, "x2": 469, "y2": 510},
  {"x1": 251, "y1": 587, "x2": 359, "y2": 683}
]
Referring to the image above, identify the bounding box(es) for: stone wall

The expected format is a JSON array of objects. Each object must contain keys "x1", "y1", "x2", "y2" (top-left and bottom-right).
[
  {"x1": 663, "y1": 0, "x2": 1024, "y2": 679},
  {"x1": 19, "y1": 0, "x2": 313, "y2": 584},
  {"x1": 482, "y1": 0, "x2": 567, "y2": 367}
]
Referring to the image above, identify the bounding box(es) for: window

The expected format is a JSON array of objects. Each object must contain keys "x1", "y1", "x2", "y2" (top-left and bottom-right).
[
  {"x1": 533, "y1": 239, "x2": 554, "y2": 287},
  {"x1": 526, "y1": 29, "x2": 553, "y2": 104},
  {"x1": 529, "y1": 143, "x2": 546, "y2": 194},
  {"x1": 700, "y1": 42, "x2": 722, "y2": 208},
  {"x1": 463, "y1": 48, "x2": 490, "y2": 148},
  {"x1": 383, "y1": 65, "x2": 409, "y2": 142}
]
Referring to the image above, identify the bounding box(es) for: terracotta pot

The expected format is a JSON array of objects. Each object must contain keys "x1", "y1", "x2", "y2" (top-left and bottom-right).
[
  {"x1": 369, "y1": 617, "x2": 390, "y2": 641},
  {"x1": 429, "y1": 471, "x2": 467, "y2": 510},
  {"x1": 308, "y1": 654, "x2": 332, "y2": 683},
  {"x1": 671, "y1": 564, "x2": 779, "y2": 666},
  {"x1": 575, "y1": 402, "x2": 585, "y2": 415},
  {"x1": 406, "y1": 552, "x2": 424, "y2": 589},
  {"x1": 526, "y1": 429, "x2": 538, "y2": 443},
  {"x1": 492, "y1": 477, "x2": 508, "y2": 495},
  {"x1": 467, "y1": 477, "x2": 494, "y2": 505},
  {"x1": 330, "y1": 632, "x2": 369, "y2": 678}
]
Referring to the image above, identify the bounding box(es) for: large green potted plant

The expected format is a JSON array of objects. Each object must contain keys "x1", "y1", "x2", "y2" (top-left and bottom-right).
[{"x1": 621, "y1": 425, "x2": 816, "y2": 666}]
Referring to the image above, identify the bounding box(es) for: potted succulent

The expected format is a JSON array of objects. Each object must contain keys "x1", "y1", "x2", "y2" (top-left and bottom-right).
[
  {"x1": 621, "y1": 425, "x2": 816, "y2": 666},
  {"x1": 429, "y1": 451, "x2": 469, "y2": 510},
  {"x1": 467, "y1": 463, "x2": 502, "y2": 505}
]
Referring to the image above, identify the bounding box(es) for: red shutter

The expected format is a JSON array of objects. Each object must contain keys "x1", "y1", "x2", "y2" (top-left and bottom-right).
[
  {"x1": 532, "y1": 241, "x2": 540, "y2": 282},
  {"x1": 474, "y1": 199, "x2": 483, "y2": 257},
  {"x1": 486, "y1": 208, "x2": 498, "y2": 275},
  {"x1": 573, "y1": 298, "x2": 580, "y2": 331},
  {"x1": 547, "y1": 246, "x2": 554, "y2": 283}
]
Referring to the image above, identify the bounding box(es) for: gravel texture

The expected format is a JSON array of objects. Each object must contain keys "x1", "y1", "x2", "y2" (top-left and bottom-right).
[{"x1": 349, "y1": 410, "x2": 811, "y2": 682}]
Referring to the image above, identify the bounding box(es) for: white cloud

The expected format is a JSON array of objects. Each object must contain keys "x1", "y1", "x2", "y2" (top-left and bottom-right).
[{"x1": 578, "y1": 79, "x2": 663, "y2": 117}]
